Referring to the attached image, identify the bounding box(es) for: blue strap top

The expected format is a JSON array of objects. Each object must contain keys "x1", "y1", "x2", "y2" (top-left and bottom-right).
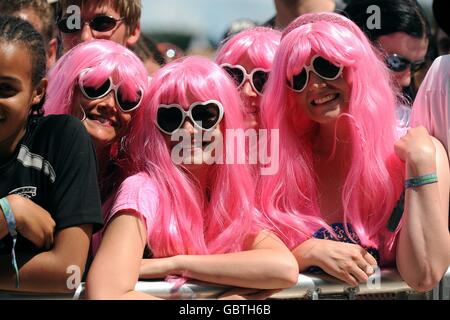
[{"x1": 307, "y1": 223, "x2": 380, "y2": 273}]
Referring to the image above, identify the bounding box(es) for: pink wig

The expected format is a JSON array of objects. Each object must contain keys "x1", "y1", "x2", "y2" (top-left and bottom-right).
[
  {"x1": 125, "y1": 56, "x2": 257, "y2": 257},
  {"x1": 411, "y1": 55, "x2": 450, "y2": 158},
  {"x1": 215, "y1": 27, "x2": 281, "y2": 69},
  {"x1": 282, "y1": 12, "x2": 369, "y2": 41},
  {"x1": 44, "y1": 39, "x2": 148, "y2": 116},
  {"x1": 258, "y1": 14, "x2": 404, "y2": 254}
]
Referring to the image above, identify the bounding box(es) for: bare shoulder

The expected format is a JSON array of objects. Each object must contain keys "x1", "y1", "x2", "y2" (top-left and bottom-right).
[{"x1": 431, "y1": 136, "x2": 448, "y2": 156}]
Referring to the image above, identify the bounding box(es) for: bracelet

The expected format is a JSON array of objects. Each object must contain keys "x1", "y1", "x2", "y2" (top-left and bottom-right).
[
  {"x1": 0, "y1": 197, "x2": 20, "y2": 288},
  {"x1": 405, "y1": 173, "x2": 438, "y2": 189}
]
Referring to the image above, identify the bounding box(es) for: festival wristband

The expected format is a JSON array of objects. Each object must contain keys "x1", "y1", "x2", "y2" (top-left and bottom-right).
[
  {"x1": 0, "y1": 197, "x2": 20, "y2": 288},
  {"x1": 405, "y1": 173, "x2": 438, "y2": 189}
]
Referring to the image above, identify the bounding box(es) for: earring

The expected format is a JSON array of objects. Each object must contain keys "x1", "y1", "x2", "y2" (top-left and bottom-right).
[{"x1": 78, "y1": 104, "x2": 87, "y2": 122}]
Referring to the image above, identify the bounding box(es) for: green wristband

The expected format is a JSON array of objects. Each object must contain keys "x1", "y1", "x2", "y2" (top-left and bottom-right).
[{"x1": 405, "y1": 173, "x2": 438, "y2": 189}]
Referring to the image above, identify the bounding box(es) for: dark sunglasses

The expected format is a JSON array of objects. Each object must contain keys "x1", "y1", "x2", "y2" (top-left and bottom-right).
[
  {"x1": 385, "y1": 54, "x2": 426, "y2": 73},
  {"x1": 221, "y1": 64, "x2": 269, "y2": 95},
  {"x1": 78, "y1": 69, "x2": 143, "y2": 113},
  {"x1": 57, "y1": 15, "x2": 124, "y2": 34},
  {"x1": 156, "y1": 100, "x2": 224, "y2": 135},
  {"x1": 287, "y1": 55, "x2": 343, "y2": 92}
]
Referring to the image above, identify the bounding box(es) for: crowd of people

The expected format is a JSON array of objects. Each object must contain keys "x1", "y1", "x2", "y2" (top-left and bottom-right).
[{"x1": 0, "y1": 0, "x2": 449, "y2": 300}]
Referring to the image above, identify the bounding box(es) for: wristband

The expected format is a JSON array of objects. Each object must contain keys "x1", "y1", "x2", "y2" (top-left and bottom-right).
[
  {"x1": 405, "y1": 173, "x2": 438, "y2": 189},
  {"x1": 0, "y1": 197, "x2": 20, "y2": 288}
]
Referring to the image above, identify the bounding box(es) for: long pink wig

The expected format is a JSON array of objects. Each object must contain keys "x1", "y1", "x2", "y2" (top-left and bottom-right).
[
  {"x1": 125, "y1": 56, "x2": 257, "y2": 258},
  {"x1": 215, "y1": 27, "x2": 281, "y2": 69},
  {"x1": 258, "y1": 13, "x2": 405, "y2": 254},
  {"x1": 44, "y1": 39, "x2": 148, "y2": 117}
]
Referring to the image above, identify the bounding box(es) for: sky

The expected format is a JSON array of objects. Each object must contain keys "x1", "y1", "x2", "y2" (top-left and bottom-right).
[
  {"x1": 139, "y1": 0, "x2": 435, "y2": 47},
  {"x1": 141, "y1": 0, "x2": 276, "y2": 44}
]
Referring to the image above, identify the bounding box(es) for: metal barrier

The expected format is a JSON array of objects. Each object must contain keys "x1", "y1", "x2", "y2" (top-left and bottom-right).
[
  {"x1": 1, "y1": 267, "x2": 449, "y2": 300},
  {"x1": 439, "y1": 266, "x2": 450, "y2": 300}
]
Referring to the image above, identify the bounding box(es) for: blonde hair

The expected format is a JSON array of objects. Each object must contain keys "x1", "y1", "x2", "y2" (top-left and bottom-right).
[{"x1": 58, "y1": 0, "x2": 141, "y2": 31}]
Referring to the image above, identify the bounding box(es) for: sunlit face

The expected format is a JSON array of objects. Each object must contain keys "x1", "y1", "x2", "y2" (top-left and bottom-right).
[
  {"x1": 71, "y1": 74, "x2": 134, "y2": 149},
  {"x1": 235, "y1": 55, "x2": 265, "y2": 130},
  {"x1": 60, "y1": 1, "x2": 140, "y2": 54},
  {"x1": 378, "y1": 32, "x2": 428, "y2": 88},
  {"x1": 16, "y1": 9, "x2": 56, "y2": 69},
  {"x1": 291, "y1": 54, "x2": 351, "y2": 125},
  {"x1": 298, "y1": 0, "x2": 336, "y2": 14},
  {"x1": 160, "y1": 99, "x2": 222, "y2": 170},
  {"x1": 0, "y1": 42, "x2": 43, "y2": 158}
]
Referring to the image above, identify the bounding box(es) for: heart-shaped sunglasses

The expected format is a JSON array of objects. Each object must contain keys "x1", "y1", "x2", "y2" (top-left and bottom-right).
[
  {"x1": 287, "y1": 55, "x2": 343, "y2": 92},
  {"x1": 78, "y1": 69, "x2": 144, "y2": 113},
  {"x1": 155, "y1": 100, "x2": 224, "y2": 135},
  {"x1": 221, "y1": 64, "x2": 269, "y2": 95}
]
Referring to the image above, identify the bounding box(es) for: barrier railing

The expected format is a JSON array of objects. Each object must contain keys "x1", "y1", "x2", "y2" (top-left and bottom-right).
[{"x1": 1, "y1": 267, "x2": 449, "y2": 300}]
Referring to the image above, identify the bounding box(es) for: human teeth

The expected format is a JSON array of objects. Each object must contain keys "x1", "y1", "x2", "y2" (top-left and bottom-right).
[
  {"x1": 88, "y1": 115, "x2": 113, "y2": 126},
  {"x1": 314, "y1": 94, "x2": 337, "y2": 105},
  {"x1": 97, "y1": 118, "x2": 109, "y2": 124}
]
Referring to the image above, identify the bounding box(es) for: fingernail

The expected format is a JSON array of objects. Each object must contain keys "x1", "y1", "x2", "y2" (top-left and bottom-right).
[{"x1": 366, "y1": 266, "x2": 374, "y2": 274}]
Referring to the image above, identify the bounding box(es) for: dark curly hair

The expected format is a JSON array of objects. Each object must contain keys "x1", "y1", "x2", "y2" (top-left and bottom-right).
[{"x1": 0, "y1": 15, "x2": 46, "y2": 114}]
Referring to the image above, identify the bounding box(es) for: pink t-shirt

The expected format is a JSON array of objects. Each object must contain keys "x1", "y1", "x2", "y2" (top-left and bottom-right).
[{"x1": 91, "y1": 172, "x2": 158, "y2": 256}]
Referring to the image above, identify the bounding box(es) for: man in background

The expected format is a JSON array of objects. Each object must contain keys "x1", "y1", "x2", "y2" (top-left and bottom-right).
[
  {"x1": 55, "y1": 0, "x2": 141, "y2": 55},
  {"x1": 0, "y1": 0, "x2": 57, "y2": 69},
  {"x1": 264, "y1": 0, "x2": 336, "y2": 30}
]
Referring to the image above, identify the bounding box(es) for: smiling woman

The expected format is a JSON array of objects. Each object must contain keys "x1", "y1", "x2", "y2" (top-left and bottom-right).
[
  {"x1": 83, "y1": 56, "x2": 299, "y2": 300},
  {"x1": 0, "y1": 15, "x2": 103, "y2": 293},
  {"x1": 0, "y1": 43, "x2": 33, "y2": 152},
  {"x1": 257, "y1": 12, "x2": 450, "y2": 292},
  {"x1": 44, "y1": 40, "x2": 149, "y2": 205}
]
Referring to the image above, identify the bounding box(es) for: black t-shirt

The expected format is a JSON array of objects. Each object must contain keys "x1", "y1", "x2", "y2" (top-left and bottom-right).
[{"x1": 0, "y1": 115, "x2": 104, "y2": 253}]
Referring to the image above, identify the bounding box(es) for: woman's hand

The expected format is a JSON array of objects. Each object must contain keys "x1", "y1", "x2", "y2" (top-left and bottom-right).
[
  {"x1": 304, "y1": 239, "x2": 378, "y2": 287},
  {"x1": 6, "y1": 194, "x2": 55, "y2": 249},
  {"x1": 394, "y1": 126, "x2": 436, "y2": 176}
]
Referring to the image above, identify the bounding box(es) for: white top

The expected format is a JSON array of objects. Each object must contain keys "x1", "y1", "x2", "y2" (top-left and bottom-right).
[{"x1": 411, "y1": 55, "x2": 450, "y2": 158}]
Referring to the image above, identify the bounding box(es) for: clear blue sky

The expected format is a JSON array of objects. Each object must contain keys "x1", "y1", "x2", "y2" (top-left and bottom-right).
[{"x1": 141, "y1": 0, "x2": 275, "y2": 44}]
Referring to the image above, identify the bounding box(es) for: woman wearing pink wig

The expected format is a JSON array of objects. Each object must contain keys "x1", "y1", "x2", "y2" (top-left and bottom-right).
[
  {"x1": 216, "y1": 27, "x2": 281, "y2": 130},
  {"x1": 258, "y1": 13, "x2": 450, "y2": 292},
  {"x1": 85, "y1": 56, "x2": 298, "y2": 299},
  {"x1": 44, "y1": 39, "x2": 148, "y2": 223}
]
